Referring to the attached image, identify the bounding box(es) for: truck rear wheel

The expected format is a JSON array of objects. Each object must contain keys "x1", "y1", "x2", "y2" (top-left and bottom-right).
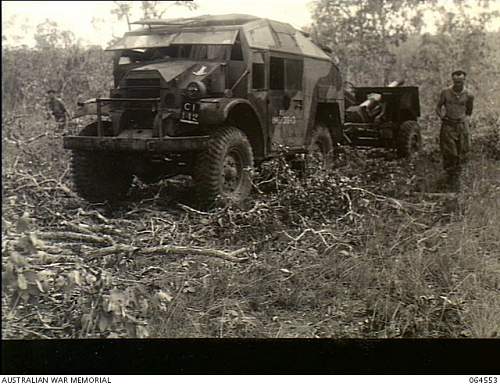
[
  {"x1": 308, "y1": 124, "x2": 334, "y2": 169},
  {"x1": 397, "y1": 120, "x2": 422, "y2": 158},
  {"x1": 71, "y1": 151, "x2": 132, "y2": 203},
  {"x1": 194, "y1": 126, "x2": 254, "y2": 207}
]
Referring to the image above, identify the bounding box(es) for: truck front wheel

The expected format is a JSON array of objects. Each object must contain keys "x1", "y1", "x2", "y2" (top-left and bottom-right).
[
  {"x1": 194, "y1": 126, "x2": 254, "y2": 207},
  {"x1": 71, "y1": 151, "x2": 132, "y2": 203}
]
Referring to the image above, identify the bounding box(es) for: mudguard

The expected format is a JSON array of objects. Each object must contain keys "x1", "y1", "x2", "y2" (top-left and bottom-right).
[
  {"x1": 198, "y1": 97, "x2": 267, "y2": 158},
  {"x1": 198, "y1": 98, "x2": 262, "y2": 127}
]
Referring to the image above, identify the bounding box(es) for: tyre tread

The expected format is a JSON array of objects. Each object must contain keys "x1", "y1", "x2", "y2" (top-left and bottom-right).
[
  {"x1": 194, "y1": 126, "x2": 254, "y2": 207},
  {"x1": 397, "y1": 120, "x2": 422, "y2": 157}
]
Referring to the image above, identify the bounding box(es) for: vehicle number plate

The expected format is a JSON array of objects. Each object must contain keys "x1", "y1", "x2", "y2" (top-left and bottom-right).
[{"x1": 180, "y1": 102, "x2": 200, "y2": 124}]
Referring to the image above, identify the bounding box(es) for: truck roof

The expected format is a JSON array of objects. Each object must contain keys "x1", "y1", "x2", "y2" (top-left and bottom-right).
[{"x1": 107, "y1": 14, "x2": 332, "y2": 61}]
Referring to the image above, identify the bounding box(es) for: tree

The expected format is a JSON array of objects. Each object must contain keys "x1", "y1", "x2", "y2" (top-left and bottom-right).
[
  {"x1": 3, "y1": 18, "x2": 113, "y2": 113},
  {"x1": 34, "y1": 19, "x2": 76, "y2": 50},
  {"x1": 3, "y1": 14, "x2": 32, "y2": 47},
  {"x1": 406, "y1": 1, "x2": 500, "y2": 115},
  {"x1": 141, "y1": 1, "x2": 198, "y2": 19},
  {"x1": 111, "y1": 1, "x2": 199, "y2": 31},
  {"x1": 111, "y1": 1, "x2": 133, "y2": 31},
  {"x1": 310, "y1": 0, "x2": 432, "y2": 85}
]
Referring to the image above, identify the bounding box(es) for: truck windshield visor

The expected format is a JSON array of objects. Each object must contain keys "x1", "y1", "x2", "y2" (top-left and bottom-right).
[{"x1": 107, "y1": 30, "x2": 238, "y2": 50}]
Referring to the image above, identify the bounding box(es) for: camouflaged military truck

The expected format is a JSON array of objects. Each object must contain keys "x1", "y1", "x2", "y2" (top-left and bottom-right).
[
  {"x1": 63, "y1": 14, "x2": 345, "y2": 205},
  {"x1": 65, "y1": 14, "x2": 421, "y2": 207}
]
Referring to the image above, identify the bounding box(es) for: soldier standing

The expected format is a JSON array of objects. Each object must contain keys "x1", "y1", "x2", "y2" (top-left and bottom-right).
[
  {"x1": 46, "y1": 89, "x2": 69, "y2": 132},
  {"x1": 435, "y1": 70, "x2": 474, "y2": 190}
]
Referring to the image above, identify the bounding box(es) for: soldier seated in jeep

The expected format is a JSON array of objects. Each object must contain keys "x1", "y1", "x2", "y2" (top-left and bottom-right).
[{"x1": 63, "y1": 14, "x2": 345, "y2": 207}]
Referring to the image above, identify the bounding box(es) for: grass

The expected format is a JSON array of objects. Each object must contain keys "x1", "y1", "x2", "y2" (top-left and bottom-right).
[{"x1": 2, "y1": 110, "x2": 499, "y2": 338}]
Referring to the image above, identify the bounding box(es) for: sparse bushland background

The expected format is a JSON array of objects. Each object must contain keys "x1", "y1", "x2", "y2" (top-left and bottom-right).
[{"x1": 2, "y1": 0, "x2": 499, "y2": 338}]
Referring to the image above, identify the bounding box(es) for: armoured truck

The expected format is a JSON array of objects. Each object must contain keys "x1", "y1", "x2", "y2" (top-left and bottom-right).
[{"x1": 63, "y1": 14, "x2": 421, "y2": 206}]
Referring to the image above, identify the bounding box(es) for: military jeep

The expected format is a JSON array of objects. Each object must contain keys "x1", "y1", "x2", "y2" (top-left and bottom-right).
[{"x1": 63, "y1": 14, "x2": 345, "y2": 206}]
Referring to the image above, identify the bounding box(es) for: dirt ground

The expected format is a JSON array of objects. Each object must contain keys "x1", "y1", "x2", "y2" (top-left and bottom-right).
[{"x1": 2, "y1": 119, "x2": 499, "y2": 338}]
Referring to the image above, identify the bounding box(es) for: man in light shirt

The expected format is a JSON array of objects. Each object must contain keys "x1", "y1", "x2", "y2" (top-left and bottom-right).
[{"x1": 435, "y1": 70, "x2": 474, "y2": 190}]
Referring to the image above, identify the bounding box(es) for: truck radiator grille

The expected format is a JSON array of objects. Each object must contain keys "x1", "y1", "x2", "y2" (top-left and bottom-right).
[
  {"x1": 126, "y1": 78, "x2": 161, "y2": 88},
  {"x1": 125, "y1": 78, "x2": 161, "y2": 98}
]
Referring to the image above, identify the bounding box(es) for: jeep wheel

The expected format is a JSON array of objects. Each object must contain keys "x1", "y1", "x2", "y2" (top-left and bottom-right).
[
  {"x1": 397, "y1": 120, "x2": 422, "y2": 158},
  {"x1": 308, "y1": 124, "x2": 334, "y2": 169},
  {"x1": 194, "y1": 126, "x2": 254, "y2": 207},
  {"x1": 71, "y1": 151, "x2": 132, "y2": 203}
]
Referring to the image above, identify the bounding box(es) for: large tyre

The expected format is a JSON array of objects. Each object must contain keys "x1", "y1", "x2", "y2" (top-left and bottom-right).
[
  {"x1": 71, "y1": 151, "x2": 133, "y2": 203},
  {"x1": 308, "y1": 124, "x2": 334, "y2": 169},
  {"x1": 397, "y1": 120, "x2": 422, "y2": 158},
  {"x1": 194, "y1": 126, "x2": 254, "y2": 207},
  {"x1": 70, "y1": 122, "x2": 132, "y2": 203}
]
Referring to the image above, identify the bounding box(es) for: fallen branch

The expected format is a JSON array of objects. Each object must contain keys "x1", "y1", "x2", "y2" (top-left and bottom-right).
[
  {"x1": 38, "y1": 231, "x2": 113, "y2": 245},
  {"x1": 5, "y1": 132, "x2": 49, "y2": 146},
  {"x1": 410, "y1": 192, "x2": 458, "y2": 199},
  {"x1": 87, "y1": 243, "x2": 249, "y2": 263},
  {"x1": 76, "y1": 209, "x2": 110, "y2": 224},
  {"x1": 56, "y1": 183, "x2": 80, "y2": 198},
  {"x1": 177, "y1": 203, "x2": 212, "y2": 216},
  {"x1": 139, "y1": 266, "x2": 171, "y2": 275},
  {"x1": 348, "y1": 186, "x2": 438, "y2": 213},
  {"x1": 59, "y1": 220, "x2": 123, "y2": 237},
  {"x1": 61, "y1": 221, "x2": 96, "y2": 235}
]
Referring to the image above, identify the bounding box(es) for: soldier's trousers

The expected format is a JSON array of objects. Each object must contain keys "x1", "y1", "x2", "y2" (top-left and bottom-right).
[{"x1": 440, "y1": 120, "x2": 470, "y2": 179}]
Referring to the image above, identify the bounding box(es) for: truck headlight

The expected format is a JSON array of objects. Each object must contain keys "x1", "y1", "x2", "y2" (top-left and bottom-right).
[{"x1": 186, "y1": 81, "x2": 207, "y2": 99}]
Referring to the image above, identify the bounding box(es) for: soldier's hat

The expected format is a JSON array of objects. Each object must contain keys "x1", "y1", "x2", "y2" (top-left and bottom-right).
[
  {"x1": 47, "y1": 89, "x2": 56, "y2": 94},
  {"x1": 451, "y1": 70, "x2": 467, "y2": 77}
]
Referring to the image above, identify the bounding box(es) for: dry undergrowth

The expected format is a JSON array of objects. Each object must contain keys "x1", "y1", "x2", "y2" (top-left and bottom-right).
[{"x1": 2, "y1": 115, "x2": 499, "y2": 338}]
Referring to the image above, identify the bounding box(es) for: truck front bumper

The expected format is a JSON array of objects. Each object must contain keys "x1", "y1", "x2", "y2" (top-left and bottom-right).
[{"x1": 63, "y1": 136, "x2": 209, "y2": 153}]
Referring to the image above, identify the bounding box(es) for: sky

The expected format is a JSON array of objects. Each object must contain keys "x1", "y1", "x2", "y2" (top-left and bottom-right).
[
  {"x1": 2, "y1": 0, "x2": 500, "y2": 48},
  {"x1": 2, "y1": 0, "x2": 315, "y2": 47}
]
